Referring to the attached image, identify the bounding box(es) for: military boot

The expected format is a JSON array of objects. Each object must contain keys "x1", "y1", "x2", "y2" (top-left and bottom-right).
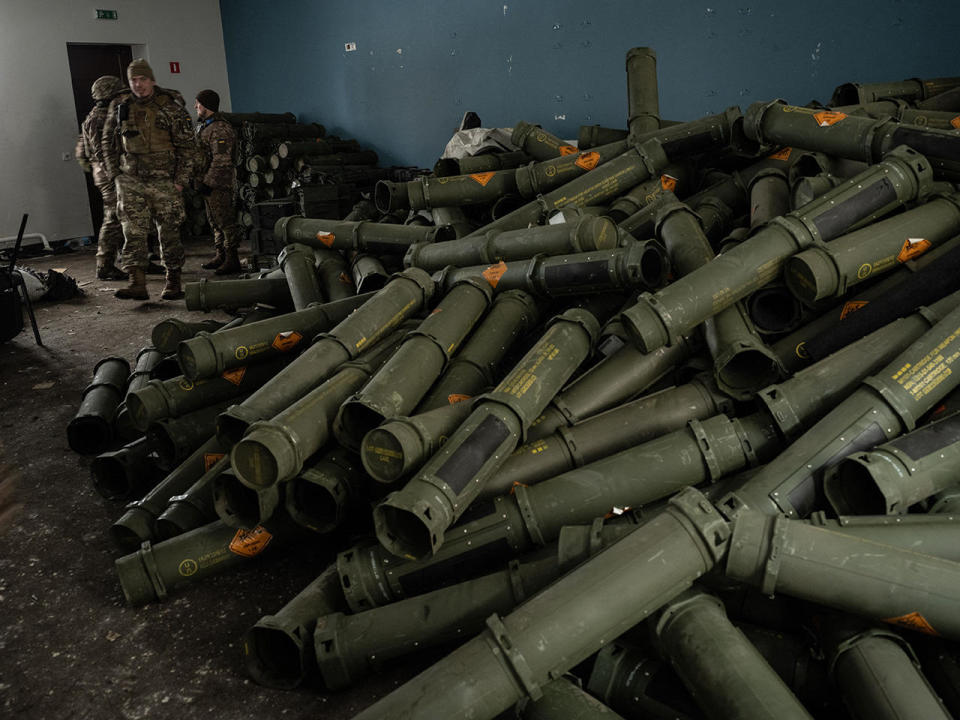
[
  {"x1": 96, "y1": 262, "x2": 128, "y2": 281},
  {"x1": 201, "y1": 247, "x2": 225, "y2": 270},
  {"x1": 160, "y1": 269, "x2": 185, "y2": 300},
  {"x1": 114, "y1": 268, "x2": 148, "y2": 300},
  {"x1": 214, "y1": 248, "x2": 242, "y2": 275}
]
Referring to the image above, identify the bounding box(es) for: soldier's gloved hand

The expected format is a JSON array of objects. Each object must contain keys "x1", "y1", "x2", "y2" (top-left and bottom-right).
[
  {"x1": 77, "y1": 158, "x2": 92, "y2": 173},
  {"x1": 199, "y1": 182, "x2": 214, "y2": 196}
]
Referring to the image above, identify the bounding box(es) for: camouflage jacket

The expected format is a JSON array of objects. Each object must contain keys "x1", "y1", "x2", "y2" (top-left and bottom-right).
[
  {"x1": 102, "y1": 87, "x2": 195, "y2": 187},
  {"x1": 75, "y1": 103, "x2": 112, "y2": 185},
  {"x1": 195, "y1": 113, "x2": 237, "y2": 190}
]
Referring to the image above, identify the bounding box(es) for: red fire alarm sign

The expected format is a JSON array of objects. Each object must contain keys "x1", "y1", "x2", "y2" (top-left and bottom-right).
[{"x1": 169, "y1": 61, "x2": 181, "y2": 73}]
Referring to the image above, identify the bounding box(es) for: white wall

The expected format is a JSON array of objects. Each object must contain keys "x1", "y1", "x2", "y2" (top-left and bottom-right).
[{"x1": 0, "y1": 0, "x2": 231, "y2": 243}]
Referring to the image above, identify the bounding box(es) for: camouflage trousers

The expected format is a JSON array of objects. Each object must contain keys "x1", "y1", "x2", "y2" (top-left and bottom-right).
[
  {"x1": 203, "y1": 188, "x2": 242, "y2": 251},
  {"x1": 93, "y1": 172, "x2": 125, "y2": 266},
  {"x1": 116, "y1": 174, "x2": 186, "y2": 271}
]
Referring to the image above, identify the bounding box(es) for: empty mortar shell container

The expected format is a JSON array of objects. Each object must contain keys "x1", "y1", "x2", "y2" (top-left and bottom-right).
[
  {"x1": 125, "y1": 358, "x2": 286, "y2": 432},
  {"x1": 184, "y1": 276, "x2": 293, "y2": 312},
  {"x1": 433, "y1": 242, "x2": 667, "y2": 299},
  {"x1": 336, "y1": 277, "x2": 492, "y2": 449},
  {"x1": 652, "y1": 588, "x2": 814, "y2": 720},
  {"x1": 67, "y1": 356, "x2": 130, "y2": 455},
  {"x1": 361, "y1": 401, "x2": 474, "y2": 484},
  {"x1": 242, "y1": 563, "x2": 348, "y2": 690},
  {"x1": 215, "y1": 268, "x2": 433, "y2": 445},
  {"x1": 620, "y1": 145, "x2": 934, "y2": 353},
  {"x1": 825, "y1": 410, "x2": 960, "y2": 515},
  {"x1": 110, "y1": 435, "x2": 227, "y2": 551},
  {"x1": 351, "y1": 487, "x2": 730, "y2": 720},
  {"x1": 720, "y1": 295, "x2": 960, "y2": 519},
  {"x1": 229, "y1": 333, "x2": 402, "y2": 489},
  {"x1": 403, "y1": 212, "x2": 623, "y2": 273},
  {"x1": 115, "y1": 518, "x2": 283, "y2": 607},
  {"x1": 374, "y1": 308, "x2": 599, "y2": 559},
  {"x1": 177, "y1": 292, "x2": 374, "y2": 380},
  {"x1": 785, "y1": 192, "x2": 960, "y2": 304}
]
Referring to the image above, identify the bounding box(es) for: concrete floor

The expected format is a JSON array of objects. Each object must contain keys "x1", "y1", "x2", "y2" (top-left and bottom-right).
[{"x1": 0, "y1": 239, "x2": 423, "y2": 720}]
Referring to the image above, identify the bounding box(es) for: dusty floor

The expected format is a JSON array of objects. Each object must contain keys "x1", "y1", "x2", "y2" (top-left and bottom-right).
[{"x1": 0, "y1": 239, "x2": 426, "y2": 720}]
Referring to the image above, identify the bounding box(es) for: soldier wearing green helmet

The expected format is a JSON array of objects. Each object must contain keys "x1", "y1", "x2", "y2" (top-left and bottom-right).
[{"x1": 75, "y1": 75, "x2": 127, "y2": 280}]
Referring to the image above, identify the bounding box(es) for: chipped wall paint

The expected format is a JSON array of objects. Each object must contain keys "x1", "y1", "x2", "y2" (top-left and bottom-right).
[{"x1": 221, "y1": 0, "x2": 960, "y2": 167}]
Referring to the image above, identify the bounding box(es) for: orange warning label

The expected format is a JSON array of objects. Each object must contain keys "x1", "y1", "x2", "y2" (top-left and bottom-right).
[
  {"x1": 660, "y1": 174, "x2": 678, "y2": 192},
  {"x1": 929, "y1": 403, "x2": 948, "y2": 419},
  {"x1": 575, "y1": 152, "x2": 601, "y2": 171},
  {"x1": 315, "y1": 231, "x2": 336, "y2": 247},
  {"x1": 272, "y1": 331, "x2": 303, "y2": 352},
  {"x1": 222, "y1": 367, "x2": 247, "y2": 386},
  {"x1": 840, "y1": 300, "x2": 869, "y2": 320},
  {"x1": 559, "y1": 145, "x2": 578, "y2": 156},
  {"x1": 768, "y1": 147, "x2": 793, "y2": 161},
  {"x1": 470, "y1": 172, "x2": 496, "y2": 187},
  {"x1": 813, "y1": 111, "x2": 847, "y2": 127},
  {"x1": 229, "y1": 526, "x2": 273, "y2": 558},
  {"x1": 482, "y1": 261, "x2": 508, "y2": 287},
  {"x1": 952, "y1": 116, "x2": 960, "y2": 130},
  {"x1": 884, "y1": 611, "x2": 939, "y2": 636},
  {"x1": 203, "y1": 453, "x2": 225, "y2": 471},
  {"x1": 447, "y1": 393, "x2": 471, "y2": 404},
  {"x1": 897, "y1": 237, "x2": 932, "y2": 263}
]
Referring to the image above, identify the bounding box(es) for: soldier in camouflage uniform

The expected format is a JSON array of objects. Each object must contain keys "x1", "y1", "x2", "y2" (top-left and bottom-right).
[
  {"x1": 102, "y1": 58, "x2": 194, "y2": 300},
  {"x1": 194, "y1": 89, "x2": 242, "y2": 274},
  {"x1": 75, "y1": 75, "x2": 127, "y2": 280}
]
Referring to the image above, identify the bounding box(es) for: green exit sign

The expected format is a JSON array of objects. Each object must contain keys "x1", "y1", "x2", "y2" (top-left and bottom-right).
[{"x1": 95, "y1": 9, "x2": 118, "y2": 20}]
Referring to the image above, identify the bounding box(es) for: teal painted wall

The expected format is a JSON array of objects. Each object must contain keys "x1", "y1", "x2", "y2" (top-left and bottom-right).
[{"x1": 220, "y1": 0, "x2": 959, "y2": 167}]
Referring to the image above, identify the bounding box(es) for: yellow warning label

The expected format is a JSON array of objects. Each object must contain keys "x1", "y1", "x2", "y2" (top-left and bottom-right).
[
  {"x1": 897, "y1": 237, "x2": 932, "y2": 263},
  {"x1": 660, "y1": 174, "x2": 678, "y2": 192},
  {"x1": 271, "y1": 331, "x2": 303, "y2": 352},
  {"x1": 203, "y1": 453, "x2": 225, "y2": 471},
  {"x1": 482, "y1": 261, "x2": 508, "y2": 287},
  {"x1": 365, "y1": 444, "x2": 402, "y2": 461},
  {"x1": 316, "y1": 231, "x2": 336, "y2": 247},
  {"x1": 234, "y1": 345, "x2": 249, "y2": 361},
  {"x1": 559, "y1": 145, "x2": 578, "y2": 156},
  {"x1": 229, "y1": 526, "x2": 273, "y2": 558},
  {"x1": 884, "y1": 611, "x2": 939, "y2": 636},
  {"x1": 470, "y1": 172, "x2": 496, "y2": 187},
  {"x1": 840, "y1": 300, "x2": 869, "y2": 320},
  {"x1": 768, "y1": 147, "x2": 793, "y2": 161},
  {"x1": 222, "y1": 367, "x2": 247, "y2": 386},
  {"x1": 794, "y1": 342, "x2": 808, "y2": 359},
  {"x1": 575, "y1": 152, "x2": 601, "y2": 171},
  {"x1": 952, "y1": 116, "x2": 960, "y2": 130},
  {"x1": 178, "y1": 378, "x2": 195, "y2": 392},
  {"x1": 447, "y1": 393, "x2": 471, "y2": 404},
  {"x1": 813, "y1": 111, "x2": 847, "y2": 127},
  {"x1": 178, "y1": 559, "x2": 199, "y2": 577}
]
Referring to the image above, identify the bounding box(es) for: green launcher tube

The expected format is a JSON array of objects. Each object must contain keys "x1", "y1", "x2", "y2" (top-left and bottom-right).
[
  {"x1": 351, "y1": 488, "x2": 730, "y2": 720},
  {"x1": 620, "y1": 145, "x2": 934, "y2": 353},
  {"x1": 177, "y1": 293, "x2": 373, "y2": 380},
  {"x1": 374, "y1": 309, "x2": 599, "y2": 559}
]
